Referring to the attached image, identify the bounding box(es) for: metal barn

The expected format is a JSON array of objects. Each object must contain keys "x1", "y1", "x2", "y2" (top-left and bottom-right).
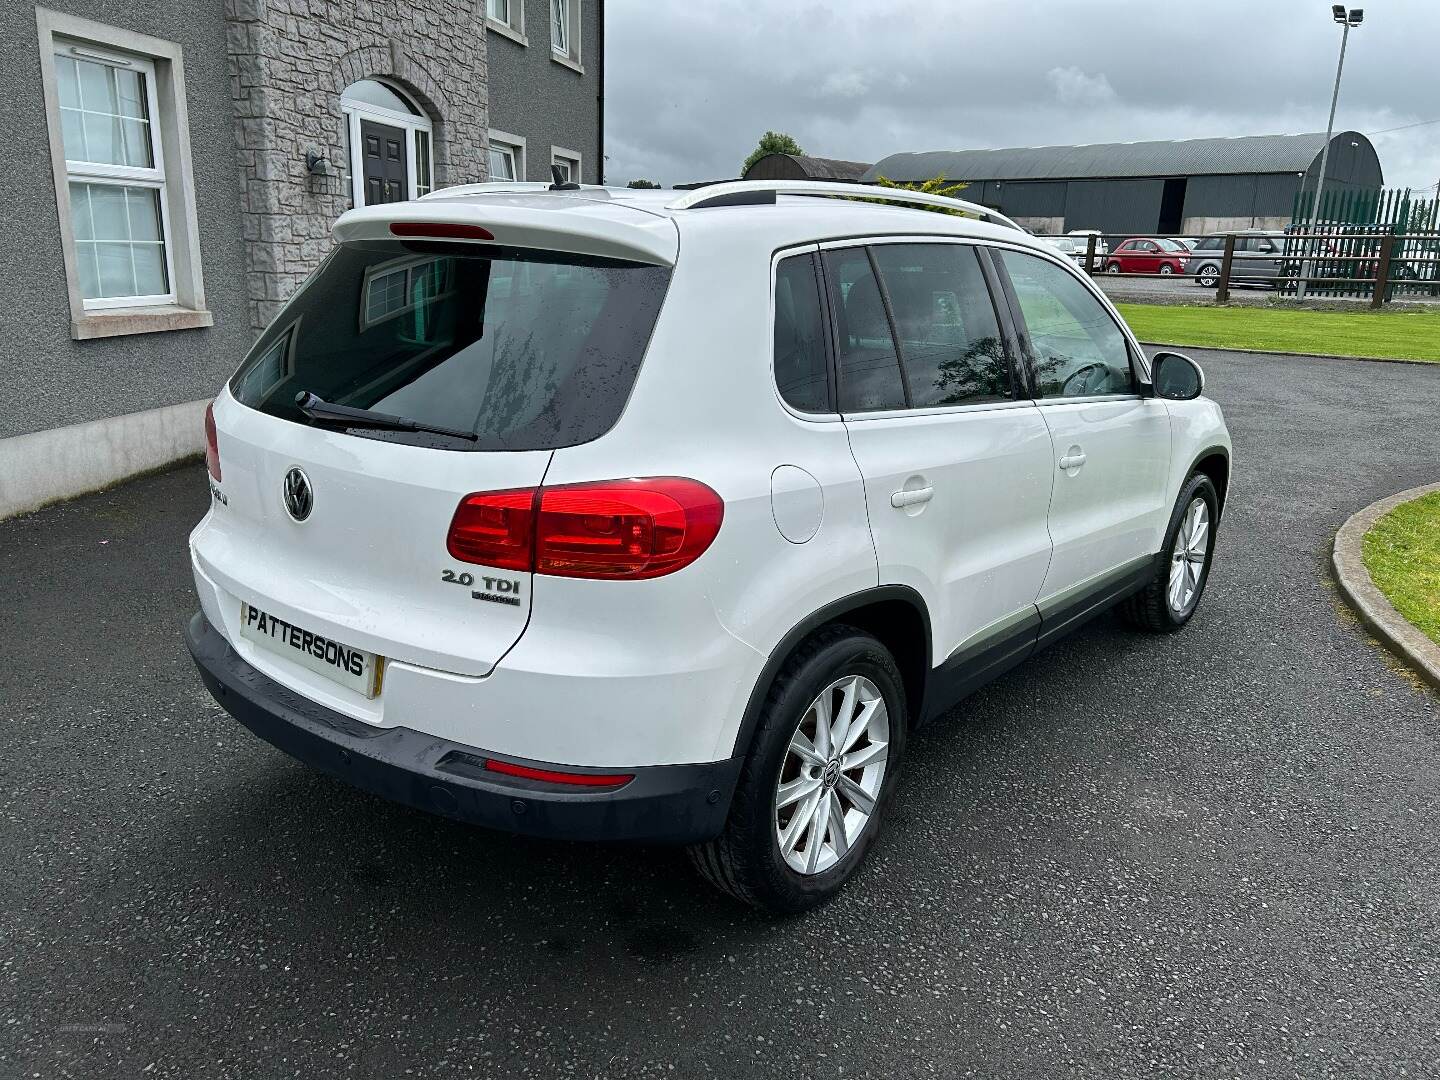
[
  {"x1": 863, "y1": 132, "x2": 1383, "y2": 236},
  {"x1": 744, "y1": 153, "x2": 873, "y2": 183}
]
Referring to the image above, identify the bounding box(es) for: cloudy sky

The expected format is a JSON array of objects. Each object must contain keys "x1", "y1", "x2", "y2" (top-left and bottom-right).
[{"x1": 604, "y1": 0, "x2": 1440, "y2": 193}]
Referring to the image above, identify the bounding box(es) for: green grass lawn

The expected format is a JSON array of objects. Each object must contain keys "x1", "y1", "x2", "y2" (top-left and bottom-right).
[
  {"x1": 1363, "y1": 490, "x2": 1440, "y2": 647},
  {"x1": 1116, "y1": 303, "x2": 1440, "y2": 362}
]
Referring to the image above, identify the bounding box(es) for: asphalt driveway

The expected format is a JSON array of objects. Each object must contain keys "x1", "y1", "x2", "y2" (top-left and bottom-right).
[{"x1": 3, "y1": 348, "x2": 1438, "y2": 1079}]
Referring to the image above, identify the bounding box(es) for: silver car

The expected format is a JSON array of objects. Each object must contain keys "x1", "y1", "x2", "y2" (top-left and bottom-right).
[{"x1": 1189, "y1": 230, "x2": 1289, "y2": 289}]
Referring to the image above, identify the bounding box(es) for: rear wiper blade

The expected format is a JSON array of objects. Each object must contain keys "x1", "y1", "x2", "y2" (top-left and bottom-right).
[{"x1": 293, "y1": 391, "x2": 478, "y2": 442}]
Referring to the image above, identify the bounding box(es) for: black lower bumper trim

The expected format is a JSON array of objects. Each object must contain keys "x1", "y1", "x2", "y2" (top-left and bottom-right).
[{"x1": 184, "y1": 612, "x2": 741, "y2": 844}]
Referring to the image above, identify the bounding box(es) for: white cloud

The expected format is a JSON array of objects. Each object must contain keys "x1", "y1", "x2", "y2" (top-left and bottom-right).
[{"x1": 1045, "y1": 67, "x2": 1117, "y2": 107}]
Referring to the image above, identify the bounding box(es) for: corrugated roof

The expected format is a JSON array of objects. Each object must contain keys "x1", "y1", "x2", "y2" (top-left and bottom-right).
[
  {"x1": 787, "y1": 155, "x2": 872, "y2": 181},
  {"x1": 864, "y1": 132, "x2": 1357, "y2": 183}
]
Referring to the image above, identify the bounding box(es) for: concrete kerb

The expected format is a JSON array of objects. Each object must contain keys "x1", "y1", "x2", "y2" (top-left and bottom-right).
[{"x1": 1332, "y1": 482, "x2": 1440, "y2": 691}]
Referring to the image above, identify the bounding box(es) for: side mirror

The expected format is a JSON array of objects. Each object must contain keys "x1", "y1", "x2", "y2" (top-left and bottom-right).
[{"x1": 1151, "y1": 351, "x2": 1205, "y2": 400}]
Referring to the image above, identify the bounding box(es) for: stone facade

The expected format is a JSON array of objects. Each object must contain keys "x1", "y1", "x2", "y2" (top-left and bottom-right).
[{"x1": 224, "y1": 0, "x2": 490, "y2": 329}]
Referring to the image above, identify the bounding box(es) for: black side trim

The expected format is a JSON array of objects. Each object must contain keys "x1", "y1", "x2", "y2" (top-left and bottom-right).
[
  {"x1": 921, "y1": 610, "x2": 1040, "y2": 724},
  {"x1": 729, "y1": 585, "x2": 931, "y2": 757},
  {"x1": 919, "y1": 556, "x2": 1160, "y2": 724},
  {"x1": 1034, "y1": 556, "x2": 1158, "y2": 651}
]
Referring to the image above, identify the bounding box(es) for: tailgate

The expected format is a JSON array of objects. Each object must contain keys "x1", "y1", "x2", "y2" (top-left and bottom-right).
[{"x1": 193, "y1": 390, "x2": 548, "y2": 679}]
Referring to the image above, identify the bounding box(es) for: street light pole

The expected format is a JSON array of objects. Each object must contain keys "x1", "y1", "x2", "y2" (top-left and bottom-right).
[{"x1": 1299, "y1": 6, "x2": 1363, "y2": 300}]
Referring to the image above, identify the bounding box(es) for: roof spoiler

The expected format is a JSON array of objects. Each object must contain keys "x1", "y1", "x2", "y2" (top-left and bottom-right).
[{"x1": 666, "y1": 180, "x2": 1022, "y2": 231}]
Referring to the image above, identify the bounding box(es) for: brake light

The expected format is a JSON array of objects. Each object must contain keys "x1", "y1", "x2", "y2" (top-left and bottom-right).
[
  {"x1": 204, "y1": 401, "x2": 221, "y2": 482},
  {"x1": 447, "y1": 488, "x2": 538, "y2": 571},
  {"x1": 389, "y1": 222, "x2": 495, "y2": 241},
  {"x1": 446, "y1": 478, "x2": 723, "y2": 579},
  {"x1": 483, "y1": 758, "x2": 634, "y2": 788}
]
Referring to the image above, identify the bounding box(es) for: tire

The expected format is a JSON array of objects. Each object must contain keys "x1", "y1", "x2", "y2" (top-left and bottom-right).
[
  {"x1": 1159, "y1": 263, "x2": 1174, "y2": 275},
  {"x1": 1104, "y1": 262, "x2": 1121, "y2": 274},
  {"x1": 1195, "y1": 264, "x2": 1219, "y2": 288},
  {"x1": 688, "y1": 625, "x2": 908, "y2": 914},
  {"x1": 1119, "y1": 473, "x2": 1219, "y2": 633}
]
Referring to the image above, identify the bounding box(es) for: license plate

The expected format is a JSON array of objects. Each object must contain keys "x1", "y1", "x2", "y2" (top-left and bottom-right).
[{"x1": 238, "y1": 602, "x2": 384, "y2": 698}]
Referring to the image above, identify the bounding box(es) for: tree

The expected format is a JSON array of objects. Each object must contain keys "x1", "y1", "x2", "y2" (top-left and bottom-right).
[
  {"x1": 741, "y1": 131, "x2": 805, "y2": 177},
  {"x1": 626, "y1": 178, "x2": 660, "y2": 189},
  {"x1": 868, "y1": 175, "x2": 972, "y2": 215}
]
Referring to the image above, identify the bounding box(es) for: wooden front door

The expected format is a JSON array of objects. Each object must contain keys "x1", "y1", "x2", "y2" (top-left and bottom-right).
[{"x1": 361, "y1": 119, "x2": 408, "y2": 204}]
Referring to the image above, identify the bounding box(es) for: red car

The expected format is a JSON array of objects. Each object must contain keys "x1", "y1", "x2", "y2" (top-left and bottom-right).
[{"x1": 1103, "y1": 237, "x2": 1189, "y2": 276}]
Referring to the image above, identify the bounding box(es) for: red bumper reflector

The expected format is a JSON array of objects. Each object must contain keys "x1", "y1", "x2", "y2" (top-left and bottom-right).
[
  {"x1": 389, "y1": 222, "x2": 495, "y2": 241},
  {"x1": 483, "y1": 758, "x2": 634, "y2": 788}
]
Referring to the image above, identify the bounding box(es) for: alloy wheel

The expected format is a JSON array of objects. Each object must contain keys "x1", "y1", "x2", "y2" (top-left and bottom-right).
[
  {"x1": 1168, "y1": 497, "x2": 1211, "y2": 615},
  {"x1": 774, "y1": 675, "x2": 890, "y2": 875}
]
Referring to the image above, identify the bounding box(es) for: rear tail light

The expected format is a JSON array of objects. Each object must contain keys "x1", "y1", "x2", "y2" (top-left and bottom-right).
[
  {"x1": 483, "y1": 758, "x2": 634, "y2": 788},
  {"x1": 204, "y1": 401, "x2": 221, "y2": 481},
  {"x1": 447, "y1": 488, "x2": 539, "y2": 570},
  {"x1": 447, "y1": 477, "x2": 723, "y2": 580}
]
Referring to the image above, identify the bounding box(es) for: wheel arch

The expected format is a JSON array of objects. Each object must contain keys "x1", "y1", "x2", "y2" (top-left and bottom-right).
[
  {"x1": 729, "y1": 586, "x2": 932, "y2": 759},
  {"x1": 1189, "y1": 446, "x2": 1231, "y2": 520}
]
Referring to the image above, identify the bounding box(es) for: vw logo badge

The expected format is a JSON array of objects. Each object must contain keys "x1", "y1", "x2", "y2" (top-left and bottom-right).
[{"x1": 282, "y1": 467, "x2": 313, "y2": 522}]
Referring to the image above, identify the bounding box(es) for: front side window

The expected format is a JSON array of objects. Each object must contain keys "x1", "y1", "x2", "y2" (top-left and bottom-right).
[
  {"x1": 56, "y1": 44, "x2": 171, "y2": 305},
  {"x1": 773, "y1": 254, "x2": 830, "y2": 412},
  {"x1": 999, "y1": 250, "x2": 1134, "y2": 398},
  {"x1": 823, "y1": 248, "x2": 906, "y2": 412},
  {"x1": 231, "y1": 241, "x2": 672, "y2": 452},
  {"x1": 868, "y1": 244, "x2": 1010, "y2": 407}
]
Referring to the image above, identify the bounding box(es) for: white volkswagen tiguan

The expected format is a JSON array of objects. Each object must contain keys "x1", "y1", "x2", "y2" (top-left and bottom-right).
[{"x1": 186, "y1": 180, "x2": 1231, "y2": 913}]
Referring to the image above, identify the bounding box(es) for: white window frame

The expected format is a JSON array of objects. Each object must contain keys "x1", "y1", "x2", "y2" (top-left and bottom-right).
[
  {"x1": 488, "y1": 129, "x2": 526, "y2": 182},
  {"x1": 551, "y1": 146, "x2": 582, "y2": 185},
  {"x1": 551, "y1": 0, "x2": 583, "y2": 72},
  {"x1": 37, "y1": 8, "x2": 211, "y2": 339},
  {"x1": 56, "y1": 45, "x2": 176, "y2": 311},
  {"x1": 341, "y1": 81, "x2": 434, "y2": 208},
  {"x1": 486, "y1": 0, "x2": 528, "y2": 46}
]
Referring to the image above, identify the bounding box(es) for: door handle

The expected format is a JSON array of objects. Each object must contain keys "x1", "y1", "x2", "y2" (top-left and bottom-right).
[
  {"x1": 890, "y1": 486, "x2": 934, "y2": 508},
  {"x1": 1058, "y1": 451, "x2": 1087, "y2": 471}
]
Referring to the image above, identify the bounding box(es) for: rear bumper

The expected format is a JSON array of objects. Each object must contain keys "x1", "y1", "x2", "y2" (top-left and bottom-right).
[{"x1": 184, "y1": 612, "x2": 742, "y2": 844}]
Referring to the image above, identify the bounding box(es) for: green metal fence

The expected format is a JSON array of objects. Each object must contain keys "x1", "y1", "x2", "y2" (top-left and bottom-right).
[{"x1": 1288, "y1": 187, "x2": 1440, "y2": 300}]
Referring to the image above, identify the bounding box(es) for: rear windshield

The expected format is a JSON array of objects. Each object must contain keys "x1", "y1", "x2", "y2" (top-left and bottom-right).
[{"x1": 230, "y1": 240, "x2": 671, "y2": 451}]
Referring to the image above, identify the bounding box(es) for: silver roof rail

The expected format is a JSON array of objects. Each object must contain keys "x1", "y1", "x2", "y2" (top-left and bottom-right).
[{"x1": 665, "y1": 180, "x2": 1021, "y2": 230}]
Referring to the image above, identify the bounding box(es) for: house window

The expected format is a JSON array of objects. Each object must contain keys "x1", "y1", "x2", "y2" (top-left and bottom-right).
[
  {"x1": 38, "y1": 11, "x2": 211, "y2": 339},
  {"x1": 56, "y1": 46, "x2": 172, "y2": 306},
  {"x1": 551, "y1": 0, "x2": 581, "y2": 67},
  {"x1": 551, "y1": 147, "x2": 581, "y2": 185},
  {"x1": 341, "y1": 79, "x2": 434, "y2": 207},
  {"x1": 488, "y1": 130, "x2": 525, "y2": 182},
  {"x1": 486, "y1": 0, "x2": 527, "y2": 44}
]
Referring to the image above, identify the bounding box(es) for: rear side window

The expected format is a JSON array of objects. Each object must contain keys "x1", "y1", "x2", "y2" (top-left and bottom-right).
[
  {"x1": 230, "y1": 241, "x2": 671, "y2": 451},
  {"x1": 824, "y1": 247, "x2": 907, "y2": 412},
  {"x1": 773, "y1": 254, "x2": 830, "y2": 412},
  {"x1": 1194, "y1": 237, "x2": 1224, "y2": 251},
  {"x1": 869, "y1": 243, "x2": 1009, "y2": 407},
  {"x1": 998, "y1": 249, "x2": 1134, "y2": 398}
]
